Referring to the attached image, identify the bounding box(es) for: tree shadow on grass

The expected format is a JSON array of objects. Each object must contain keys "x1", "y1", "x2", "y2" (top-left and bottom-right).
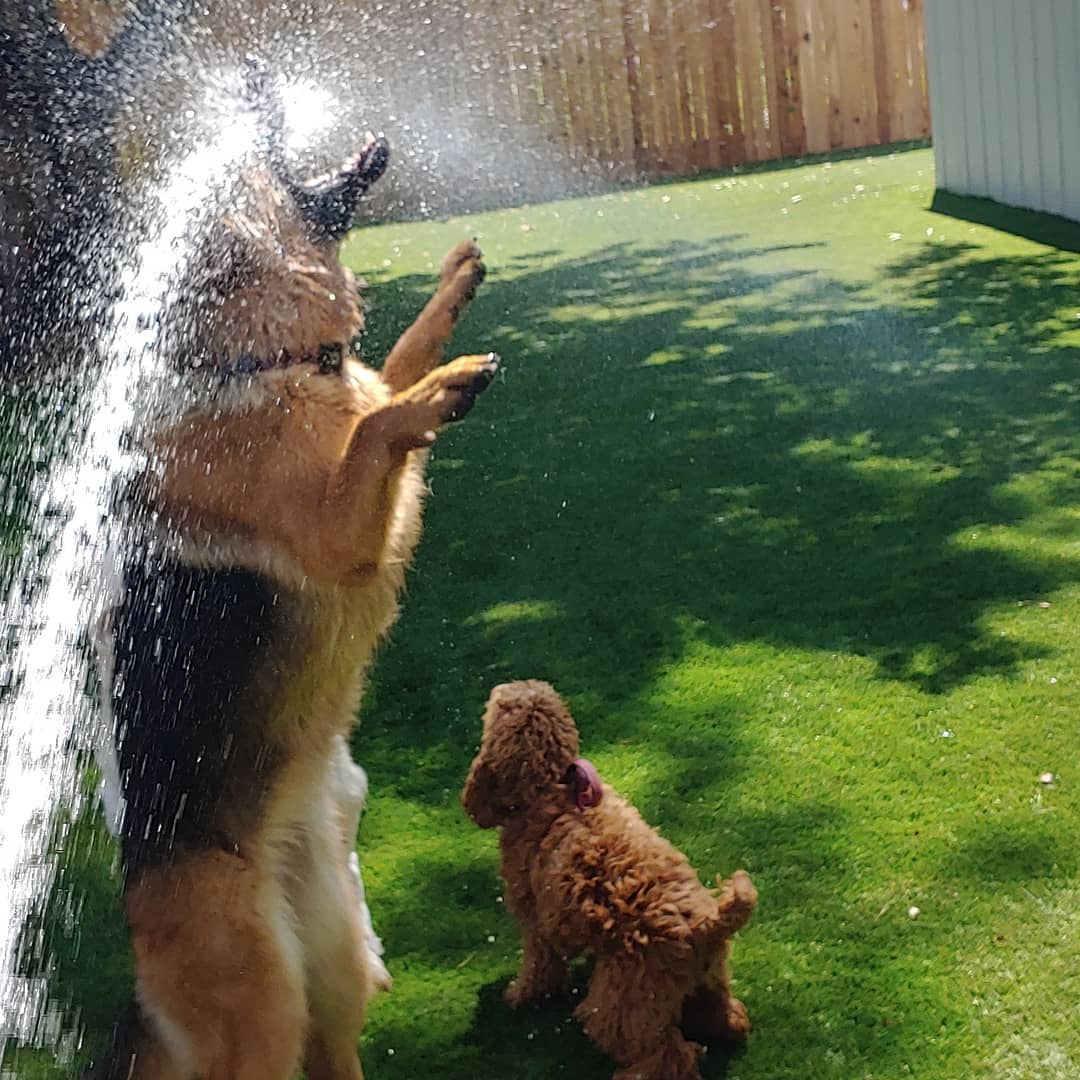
[
  {"x1": 346, "y1": 229, "x2": 1080, "y2": 1078},
  {"x1": 358, "y1": 230, "x2": 1080, "y2": 808}
]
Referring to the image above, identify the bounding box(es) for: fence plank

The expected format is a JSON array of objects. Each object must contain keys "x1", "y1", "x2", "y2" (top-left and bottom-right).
[
  {"x1": 735, "y1": 0, "x2": 766, "y2": 159},
  {"x1": 774, "y1": 0, "x2": 809, "y2": 157},
  {"x1": 619, "y1": 0, "x2": 648, "y2": 171},
  {"x1": 868, "y1": 0, "x2": 891, "y2": 144},
  {"x1": 709, "y1": 0, "x2": 746, "y2": 167},
  {"x1": 797, "y1": 0, "x2": 830, "y2": 153},
  {"x1": 594, "y1": 0, "x2": 631, "y2": 168},
  {"x1": 668, "y1": 0, "x2": 697, "y2": 173},
  {"x1": 757, "y1": 0, "x2": 783, "y2": 159}
]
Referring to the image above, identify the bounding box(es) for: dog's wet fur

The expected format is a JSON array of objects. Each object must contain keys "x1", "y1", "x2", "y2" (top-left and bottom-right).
[{"x1": 91, "y1": 125, "x2": 495, "y2": 1079}]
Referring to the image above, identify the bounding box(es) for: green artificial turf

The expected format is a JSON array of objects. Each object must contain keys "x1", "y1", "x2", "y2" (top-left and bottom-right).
[{"x1": 7, "y1": 146, "x2": 1080, "y2": 1078}]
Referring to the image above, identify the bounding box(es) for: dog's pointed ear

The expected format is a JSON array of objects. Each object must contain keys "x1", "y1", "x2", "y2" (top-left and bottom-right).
[
  {"x1": 288, "y1": 138, "x2": 390, "y2": 240},
  {"x1": 462, "y1": 758, "x2": 504, "y2": 829},
  {"x1": 242, "y1": 58, "x2": 389, "y2": 241}
]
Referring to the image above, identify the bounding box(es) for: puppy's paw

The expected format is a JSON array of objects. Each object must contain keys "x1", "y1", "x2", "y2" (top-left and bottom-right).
[
  {"x1": 723, "y1": 996, "x2": 750, "y2": 1041},
  {"x1": 503, "y1": 979, "x2": 533, "y2": 1009}
]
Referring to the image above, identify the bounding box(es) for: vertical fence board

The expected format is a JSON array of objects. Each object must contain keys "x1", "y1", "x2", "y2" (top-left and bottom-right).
[
  {"x1": 868, "y1": 0, "x2": 891, "y2": 144},
  {"x1": 756, "y1": 0, "x2": 783, "y2": 159},
  {"x1": 774, "y1": 0, "x2": 808, "y2": 157},
  {"x1": 798, "y1": 0, "x2": 830, "y2": 153},
  {"x1": 710, "y1": 0, "x2": 746, "y2": 166},
  {"x1": 618, "y1": 0, "x2": 647, "y2": 170},
  {"x1": 735, "y1": 0, "x2": 767, "y2": 159}
]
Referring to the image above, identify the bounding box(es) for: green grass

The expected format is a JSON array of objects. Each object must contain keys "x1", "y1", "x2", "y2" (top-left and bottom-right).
[{"x1": 8, "y1": 146, "x2": 1080, "y2": 1078}]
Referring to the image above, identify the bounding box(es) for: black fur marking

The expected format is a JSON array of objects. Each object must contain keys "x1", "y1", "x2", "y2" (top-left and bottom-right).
[{"x1": 111, "y1": 558, "x2": 285, "y2": 876}]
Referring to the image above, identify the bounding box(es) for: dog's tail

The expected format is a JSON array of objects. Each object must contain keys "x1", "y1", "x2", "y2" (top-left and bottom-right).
[{"x1": 706, "y1": 869, "x2": 757, "y2": 939}]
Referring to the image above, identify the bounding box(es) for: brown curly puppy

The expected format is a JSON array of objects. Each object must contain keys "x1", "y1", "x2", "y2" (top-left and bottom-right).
[{"x1": 462, "y1": 681, "x2": 757, "y2": 1080}]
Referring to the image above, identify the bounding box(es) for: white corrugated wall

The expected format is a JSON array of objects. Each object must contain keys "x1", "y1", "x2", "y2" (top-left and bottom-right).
[{"x1": 925, "y1": 0, "x2": 1080, "y2": 220}]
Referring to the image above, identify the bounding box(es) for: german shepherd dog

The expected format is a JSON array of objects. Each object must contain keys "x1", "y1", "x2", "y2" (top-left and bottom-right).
[{"x1": 92, "y1": 105, "x2": 496, "y2": 1078}]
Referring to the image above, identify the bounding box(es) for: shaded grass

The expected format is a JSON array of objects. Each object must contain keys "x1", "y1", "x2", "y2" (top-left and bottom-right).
[{"x1": 6, "y1": 147, "x2": 1080, "y2": 1078}]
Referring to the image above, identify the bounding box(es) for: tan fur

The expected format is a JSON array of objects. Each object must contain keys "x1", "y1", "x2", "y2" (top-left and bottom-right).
[
  {"x1": 462, "y1": 682, "x2": 757, "y2": 1080},
  {"x1": 193, "y1": 172, "x2": 367, "y2": 363},
  {"x1": 107, "y1": 156, "x2": 495, "y2": 1080}
]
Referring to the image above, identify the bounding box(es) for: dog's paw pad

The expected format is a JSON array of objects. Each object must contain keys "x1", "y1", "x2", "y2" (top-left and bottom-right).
[
  {"x1": 445, "y1": 354, "x2": 498, "y2": 421},
  {"x1": 442, "y1": 238, "x2": 483, "y2": 277}
]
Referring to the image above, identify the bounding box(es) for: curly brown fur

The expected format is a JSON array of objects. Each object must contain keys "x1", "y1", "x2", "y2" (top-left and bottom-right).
[
  {"x1": 93, "y1": 142, "x2": 496, "y2": 1079},
  {"x1": 462, "y1": 681, "x2": 756, "y2": 1080}
]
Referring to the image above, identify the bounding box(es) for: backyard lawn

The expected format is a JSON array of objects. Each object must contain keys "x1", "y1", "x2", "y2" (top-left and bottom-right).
[{"x1": 10, "y1": 146, "x2": 1080, "y2": 1078}]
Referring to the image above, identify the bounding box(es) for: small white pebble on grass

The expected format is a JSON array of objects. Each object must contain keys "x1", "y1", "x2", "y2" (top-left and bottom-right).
[
  {"x1": 940, "y1": 729, "x2": 954, "y2": 739},
  {"x1": 908, "y1": 906, "x2": 921, "y2": 920},
  {"x1": 1040, "y1": 772, "x2": 1055, "y2": 785}
]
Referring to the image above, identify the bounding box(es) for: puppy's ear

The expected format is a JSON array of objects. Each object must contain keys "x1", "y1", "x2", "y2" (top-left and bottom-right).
[{"x1": 461, "y1": 758, "x2": 504, "y2": 829}]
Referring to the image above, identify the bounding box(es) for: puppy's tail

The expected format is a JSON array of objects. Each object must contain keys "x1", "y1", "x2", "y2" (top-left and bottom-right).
[{"x1": 707, "y1": 869, "x2": 757, "y2": 938}]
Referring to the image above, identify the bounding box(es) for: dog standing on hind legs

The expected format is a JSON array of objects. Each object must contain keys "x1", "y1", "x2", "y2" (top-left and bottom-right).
[
  {"x1": 92, "y1": 130, "x2": 497, "y2": 1078},
  {"x1": 463, "y1": 681, "x2": 756, "y2": 1080}
]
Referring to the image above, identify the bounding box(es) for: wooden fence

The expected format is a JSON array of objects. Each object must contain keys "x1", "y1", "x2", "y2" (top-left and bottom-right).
[
  {"x1": 416, "y1": 0, "x2": 931, "y2": 179},
  {"x1": 57, "y1": 0, "x2": 931, "y2": 182}
]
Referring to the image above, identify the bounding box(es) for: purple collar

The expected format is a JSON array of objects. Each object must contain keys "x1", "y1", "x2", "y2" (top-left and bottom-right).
[
  {"x1": 567, "y1": 758, "x2": 603, "y2": 811},
  {"x1": 216, "y1": 342, "x2": 345, "y2": 380}
]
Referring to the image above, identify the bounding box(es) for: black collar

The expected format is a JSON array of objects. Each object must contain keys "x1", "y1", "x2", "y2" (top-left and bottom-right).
[{"x1": 216, "y1": 342, "x2": 345, "y2": 380}]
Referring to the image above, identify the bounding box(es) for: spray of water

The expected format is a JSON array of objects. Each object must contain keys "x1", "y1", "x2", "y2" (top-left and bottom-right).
[{"x1": 0, "y1": 91, "x2": 260, "y2": 1042}]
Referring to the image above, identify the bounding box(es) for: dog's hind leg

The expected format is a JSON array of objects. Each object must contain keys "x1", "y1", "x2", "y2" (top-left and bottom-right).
[
  {"x1": 287, "y1": 801, "x2": 373, "y2": 1080},
  {"x1": 679, "y1": 942, "x2": 750, "y2": 1045},
  {"x1": 575, "y1": 950, "x2": 704, "y2": 1080},
  {"x1": 124, "y1": 850, "x2": 306, "y2": 1080},
  {"x1": 504, "y1": 922, "x2": 569, "y2": 1007},
  {"x1": 379, "y1": 240, "x2": 486, "y2": 392},
  {"x1": 330, "y1": 738, "x2": 391, "y2": 991}
]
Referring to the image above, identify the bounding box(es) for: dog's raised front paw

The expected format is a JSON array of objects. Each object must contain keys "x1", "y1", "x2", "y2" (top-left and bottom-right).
[
  {"x1": 382, "y1": 353, "x2": 499, "y2": 451},
  {"x1": 440, "y1": 240, "x2": 486, "y2": 321}
]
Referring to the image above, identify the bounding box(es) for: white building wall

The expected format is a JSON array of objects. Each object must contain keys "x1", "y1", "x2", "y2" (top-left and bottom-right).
[{"x1": 926, "y1": 0, "x2": 1080, "y2": 221}]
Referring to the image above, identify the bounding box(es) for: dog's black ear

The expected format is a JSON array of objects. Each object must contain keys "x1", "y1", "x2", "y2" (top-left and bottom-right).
[
  {"x1": 242, "y1": 57, "x2": 389, "y2": 240},
  {"x1": 288, "y1": 138, "x2": 390, "y2": 240}
]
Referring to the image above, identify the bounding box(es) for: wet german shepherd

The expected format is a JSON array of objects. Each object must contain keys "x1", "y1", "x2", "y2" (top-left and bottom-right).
[{"x1": 91, "y1": 107, "x2": 496, "y2": 1078}]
